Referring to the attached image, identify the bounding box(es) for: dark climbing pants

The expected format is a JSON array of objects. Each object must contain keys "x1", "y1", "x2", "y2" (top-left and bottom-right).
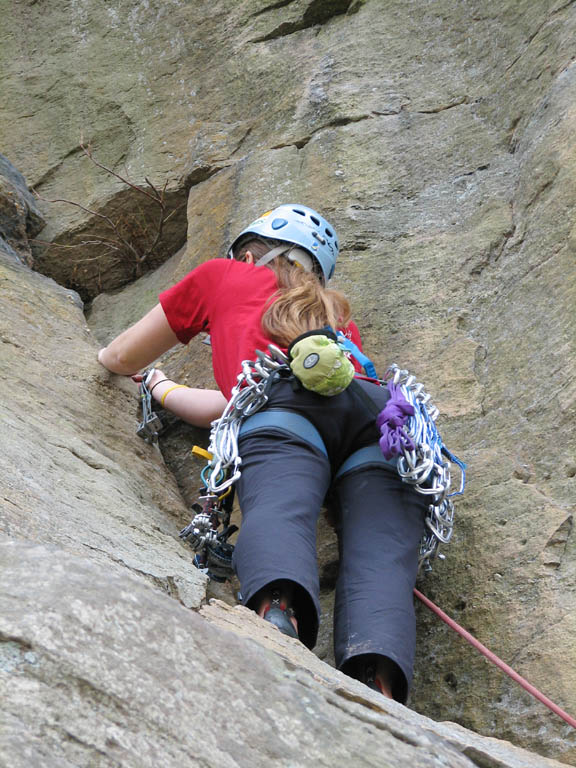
[{"x1": 232, "y1": 378, "x2": 427, "y2": 702}]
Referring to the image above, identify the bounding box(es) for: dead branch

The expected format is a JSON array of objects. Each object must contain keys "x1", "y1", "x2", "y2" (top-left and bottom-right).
[
  {"x1": 80, "y1": 142, "x2": 162, "y2": 205},
  {"x1": 33, "y1": 142, "x2": 180, "y2": 276},
  {"x1": 33, "y1": 190, "x2": 145, "y2": 264}
]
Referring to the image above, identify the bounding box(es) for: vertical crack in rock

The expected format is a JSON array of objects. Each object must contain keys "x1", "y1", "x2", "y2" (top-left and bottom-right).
[
  {"x1": 524, "y1": 169, "x2": 560, "y2": 211},
  {"x1": 468, "y1": 222, "x2": 516, "y2": 277},
  {"x1": 528, "y1": 0, "x2": 576, "y2": 43},
  {"x1": 231, "y1": 126, "x2": 253, "y2": 157},
  {"x1": 506, "y1": 0, "x2": 576, "y2": 72}
]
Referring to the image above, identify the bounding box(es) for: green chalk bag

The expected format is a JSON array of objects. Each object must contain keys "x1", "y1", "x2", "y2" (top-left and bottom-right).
[{"x1": 288, "y1": 330, "x2": 355, "y2": 397}]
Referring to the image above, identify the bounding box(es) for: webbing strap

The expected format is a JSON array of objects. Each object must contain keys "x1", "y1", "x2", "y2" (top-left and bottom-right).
[
  {"x1": 254, "y1": 245, "x2": 292, "y2": 267},
  {"x1": 337, "y1": 334, "x2": 378, "y2": 379},
  {"x1": 335, "y1": 444, "x2": 397, "y2": 481},
  {"x1": 238, "y1": 409, "x2": 328, "y2": 457}
]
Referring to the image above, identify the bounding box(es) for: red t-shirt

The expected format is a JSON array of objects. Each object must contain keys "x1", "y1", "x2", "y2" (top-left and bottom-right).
[{"x1": 159, "y1": 259, "x2": 363, "y2": 396}]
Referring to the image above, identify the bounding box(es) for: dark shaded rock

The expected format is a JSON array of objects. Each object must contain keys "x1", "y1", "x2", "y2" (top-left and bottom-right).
[{"x1": 0, "y1": 153, "x2": 45, "y2": 265}]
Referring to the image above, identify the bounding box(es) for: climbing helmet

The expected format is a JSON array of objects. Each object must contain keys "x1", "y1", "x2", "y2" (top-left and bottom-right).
[{"x1": 227, "y1": 204, "x2": 339, "y2": 283}]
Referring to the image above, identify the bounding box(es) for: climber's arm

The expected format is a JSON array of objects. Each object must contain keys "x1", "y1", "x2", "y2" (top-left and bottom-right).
[
  {"x1": 98, "y1": 300, "x2": 227, "y2": 427},
  {"x1": 160, "y1": 386, "x2": 227, "y2": 428},
  {"x1": 143, "y1": 370, "x2": 228, "y2": 428},
  {"x1": 98, "y1": 304, "x2": 179, "y2": 376}
]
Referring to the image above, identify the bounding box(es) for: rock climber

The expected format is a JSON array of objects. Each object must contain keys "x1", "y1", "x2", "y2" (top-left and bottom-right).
[{"x1": 98, "y1": 204, "x2": 427, "y2": 702}]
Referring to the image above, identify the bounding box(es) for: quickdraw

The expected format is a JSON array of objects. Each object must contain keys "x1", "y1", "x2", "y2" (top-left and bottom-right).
[
  {"x1": 136, "y1": 371, "x2": 165, "y2": 443},
  {"x1": 202, "y1": 345, "x2": 290, "y2": 496},
  {"x1": 178, "y1": 347, "x2": 289, "y2": 580},
  {"x1": 178, "y1": 483, "x2": 238, "y2": 582}
]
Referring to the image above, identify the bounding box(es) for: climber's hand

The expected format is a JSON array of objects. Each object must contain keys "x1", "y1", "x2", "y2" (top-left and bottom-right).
[{"x1": 132, "y1": 369, "x2": 168, "y2": 389}]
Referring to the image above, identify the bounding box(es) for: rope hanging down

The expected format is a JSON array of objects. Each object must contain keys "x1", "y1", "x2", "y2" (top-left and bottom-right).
[{"x1": 415, "y1": 589, "x2": 576, "y2": 730}]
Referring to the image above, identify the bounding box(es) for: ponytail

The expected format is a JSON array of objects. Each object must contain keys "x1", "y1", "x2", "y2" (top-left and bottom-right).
[
  {"x1": 262, "y1": 260, "x2": 350, "y2": 346},
  {"x1": 234, "y1": 239, "x2": 350, "y2": 347}
]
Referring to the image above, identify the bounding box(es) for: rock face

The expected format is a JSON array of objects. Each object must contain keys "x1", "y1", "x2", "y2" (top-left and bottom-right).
[
  {"x1": 2, "y1": 0, "x2": 576, "y2": 765},
  {"x1": 0, "y1": 538, "x2": 567, "y2": 768},
  {"x1": 0, "y1": 241, "x2": 207, "y2": 610}
]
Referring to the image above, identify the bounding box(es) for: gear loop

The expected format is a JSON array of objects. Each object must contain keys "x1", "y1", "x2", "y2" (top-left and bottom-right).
[{"x1": 383, "y1": 364, "x2": 466, "y2": 572}]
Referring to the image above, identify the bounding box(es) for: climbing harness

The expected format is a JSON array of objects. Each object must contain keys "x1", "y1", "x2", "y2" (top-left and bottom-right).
[
  {"x1": 136, "y1": 346, "x2": 464, "y2": 573},
  {"x1": 181, "y1": 340, "x2": 465, "y2": 574}
]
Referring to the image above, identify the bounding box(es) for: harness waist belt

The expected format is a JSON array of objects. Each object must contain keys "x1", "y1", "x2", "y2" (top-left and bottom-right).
[
  {"x1": 239, "y1": 411, "x2": 399, "y2": 479},
  {"x1": 239, "y1": 409, "x2": 328, "y2": 457},
  {"x1": 335, "y1": 444, "x2": 397, "y2": 481}
]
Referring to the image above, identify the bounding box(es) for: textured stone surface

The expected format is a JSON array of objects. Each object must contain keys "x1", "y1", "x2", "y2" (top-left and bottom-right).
[
  {"x1": 3, "y1": 0, "x2": 576, "y2": 763},
  {"x1": 0, "y1": 245, "x2": 206, "y2": 609},
  {"x1": 0, "y1": 539, "x2": 567, "y2": 768}
]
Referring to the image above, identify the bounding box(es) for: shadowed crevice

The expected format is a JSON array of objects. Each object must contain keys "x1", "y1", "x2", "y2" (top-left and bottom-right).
[
  {"x1": 250, "y1": 0, "x2": 361, "y2": 43},
  {"x1": 251, "y1": 0, "x2": 298, "y2": 17},
  {"x1": 271, "y1": 113, "x2": 374, "y2": 150}
]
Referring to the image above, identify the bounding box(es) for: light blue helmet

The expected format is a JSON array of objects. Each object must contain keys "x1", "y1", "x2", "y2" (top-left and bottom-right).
[{"x1": 228, "y1": 204, "x2": 339, "y2": 283}]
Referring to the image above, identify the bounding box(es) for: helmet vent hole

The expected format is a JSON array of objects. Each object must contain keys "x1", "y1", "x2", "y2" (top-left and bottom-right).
[
  {"x1": 293, "y1": 209, "x2": 306, "y2": 216},
  {"x1": 325, "y1": 228, "x2": 333, "y2": 238},
  {"x1": 311, "y1": 216, "x2": 320, "y2": 225}
]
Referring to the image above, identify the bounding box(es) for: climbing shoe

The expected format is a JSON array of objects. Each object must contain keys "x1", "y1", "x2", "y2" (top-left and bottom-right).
[
  {"x1": 263, "y1": 590, "x2": 299, "y2": 639},
  {"x1": 364, "y1": 663, "x2": 385, "y2": 695}
]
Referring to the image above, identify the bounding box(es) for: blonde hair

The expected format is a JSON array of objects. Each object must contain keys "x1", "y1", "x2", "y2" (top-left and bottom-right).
[{"x1": 236, "y1": 238, "x2": 351, "y2": 347}]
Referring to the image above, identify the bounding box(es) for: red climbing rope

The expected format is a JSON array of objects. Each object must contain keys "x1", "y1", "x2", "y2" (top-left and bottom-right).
[{"x1": 414, "y1": 588, "x2": 576, "y2": 729}]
